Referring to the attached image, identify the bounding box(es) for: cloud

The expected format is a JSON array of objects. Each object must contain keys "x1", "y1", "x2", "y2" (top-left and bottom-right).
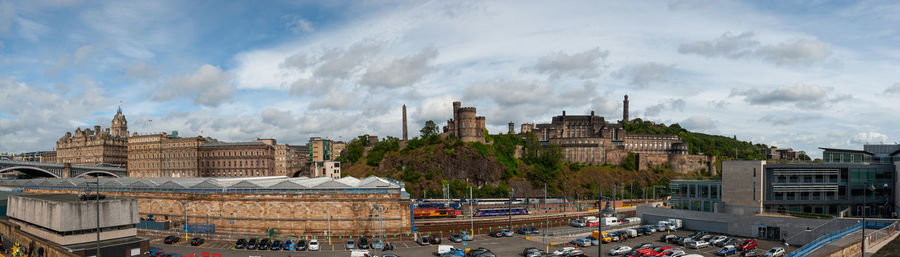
[
  {"x1": 280, "y1": 52, "x2": 311, "y2": 70},
  {"x1": 44, "y1": 44, "x2": 98, "y2": 77},
  {"x1": 413, "y1": 94, "x2": 458, "y2": 125},
  {"x1": 679, "y1": 31, "x2": 832, "y2": 66},
  {"x1": 288, "y1": 78, "x2": 333, "y2": 97},
  {"x1": 284, "y1": 15, "x2": 314, "y2": 33},
  {"x1": 680, "y1": 115, "x2": 715, "y2": 130},
  {"x1": 644, "y1": 98, "x2": 686, "y2": 117},
  {"x1": 464, "y1": 80, "x2": 561, "y2": 106},
  {"x1": 591, "y1": 96, "x2": 620, "y2": 117},
  {"x1": 851, "y1": 132, "x2": 889, "y2": 144},
  {"x1": 124, "y1": 62, "x2": 159, "y2": 80},
  {"x1": 885, "y1": 83, "x2": 900, "y2": 94},
  {"x1": 678, "y1": 31, "x2": 759, "y2": 58},
  {"x1": 759, "y1": 113, "x2": 821, "y2": 126},
  {"x1": 308, "y1": 89, "x2": 355, "y2": 111},
  {"x1": 0, "y1": 1, "x2": 13, "y2": 34},
  {"x1": 613, "y1": 62, "x2": 678, "y2": 87},
  {"x1": 708, "y1": 100, "x2": 728, "y2": 109},
  {"x1": 531, "y1": 47, "x2": 609, "y2": 79},
  {"x1": 730, "y1": 84, "x2": 847, "y2": 108},
  {"x1": 153, "y1": 64, "x2": 234, "y2": 107},
  {"x1": 314, "y1": 42, "x2": 383, "y2": 78},
  {"x1": 361, "y1": 47, "x2": 438, "y2": 88}
]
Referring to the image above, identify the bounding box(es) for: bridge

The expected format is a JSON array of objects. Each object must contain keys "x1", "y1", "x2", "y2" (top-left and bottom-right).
[{"x1": 0, "y1": 160, "x2": 126, "y2": 178}]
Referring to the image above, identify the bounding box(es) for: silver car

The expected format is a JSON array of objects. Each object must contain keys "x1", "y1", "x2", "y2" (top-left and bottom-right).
[
  {"x1": 500, "y1": 229, "x2": 514, "y2": 237},
  {"x1": 764, "y1": 247, "x2": 785, "y2": 257},
  {"x1": 608, "y1": 245, "x2": 632, "y2": 256}
]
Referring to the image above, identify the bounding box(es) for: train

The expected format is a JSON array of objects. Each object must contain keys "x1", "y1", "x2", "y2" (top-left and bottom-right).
[
  {"x1": 413, "y1": 207, "x2": 461, "y2": 218},
  {"x1": 473, "y1": 208, "x2": 529, "y2": 217}
]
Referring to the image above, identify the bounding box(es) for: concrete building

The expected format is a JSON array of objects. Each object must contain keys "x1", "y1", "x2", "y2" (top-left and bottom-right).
[
  {"x1": 311, "y1": 160, "x2": 341, "y2": 179},
  {"x1": 668, "y1": 180, "x2": 722, "y2": 212},
  {"x1": 55, "y1": 108, "x2": 128, "y2": 167},
  {"x1": 308, "y1": 137, "x2": 333, "y2": 162},
  {"x1": 721, "y1": 160, "x2": 765, "y2": 215},
  {"x1": 442, "y1": 101, "x2": 486, "y2": 143},
  {"x1": 3, "y1": 193, "x2": 147, "y2": 257}
]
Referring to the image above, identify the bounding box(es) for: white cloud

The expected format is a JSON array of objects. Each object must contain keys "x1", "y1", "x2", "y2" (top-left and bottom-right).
[
  {"x1": 680, "y1": 115, "x2": 715, "y2": 130},
  {"x1": 613, "y1": 62, "x2": 679, "y2": 87},
  {"x1": 644, "y1": 98, "x2": 686, "y2": 117},
  {"x1": 730, "y1": 84, "x2": 847, "y2": 108},
  {"x1": 284, "y1": 15, "x2": 314, "y2": 33},
  {"x1": 759, "y1": 113, "x2": 820, "y2": 126},
  {"x1": 531, "y1": 47, "x2": 609, "y2": 79},
  {"x1": 851, "y1": 132, "x2": 889, "y2": 144},
  {"x1": 124, "y1": 62, "x2": 159, "y2": 80},
  {"x1": 153, "y1": 64, "x2": 234, "y2": 107},
  {"x1": 885, "y1": 83, "x2": 900, "y2": 94},
  {"x1": 314, "y1": 42, "x2": 383, "y2": 78},
  {"x1": 361, "y1": 47, "x2": 438, "y2": 88},
  {"x1": 679, "y1": 31, "x2": 832, "y2": 66}
]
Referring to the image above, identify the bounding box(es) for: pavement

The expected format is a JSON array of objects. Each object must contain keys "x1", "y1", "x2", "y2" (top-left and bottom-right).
[{"x1": 150, "y1": 227, "x2": 797, "y2": 257}]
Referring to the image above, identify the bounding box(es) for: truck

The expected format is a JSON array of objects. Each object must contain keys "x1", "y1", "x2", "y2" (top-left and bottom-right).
[
  {"x1": 667, "y1": 219, "x2": 682, "y2": 229},
  {"x1": 624, "y1": 217, "x2": 641, "y2": 224},
  {"x1": 584, "y1": 216, "x2": 600, "y2": 227},
  {"x1": 601, "y1": 217, "x2": 622, "y2": 226},
  {"x1": 350, "y1": 250, "x2": 370, "y2": 257}
]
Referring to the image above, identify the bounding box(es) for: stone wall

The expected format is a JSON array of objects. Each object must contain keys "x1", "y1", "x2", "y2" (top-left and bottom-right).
[
  {"x1": 24, "y1": 189, "x2": 410, "y2": 236},
  {"x1": 669, "y1": 154, "x2": 717, "y2": 175}
]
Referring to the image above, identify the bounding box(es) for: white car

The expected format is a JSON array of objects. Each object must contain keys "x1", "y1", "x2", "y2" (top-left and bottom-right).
[
  {"x1": 553, "y1": 246, "x2": 576, "y2": 255},
  {"x1": 661, "y1": 249, "x2": 686, "y2": 257},
  {"x1": 308, "y1": 239, "x2": 319, "y2": 251},
  {"x1": 764, "y1": 247, "x2": 785, "y2": 257},
  {"x1": 608, "y1": 245, "x2": 632, "y2": 256},
  {"x1": 708, "y1": 235, "x2": 728, "y2": 245},
  {"x1": 689, "y1": 240, "x2": 709, "y2": 249}
]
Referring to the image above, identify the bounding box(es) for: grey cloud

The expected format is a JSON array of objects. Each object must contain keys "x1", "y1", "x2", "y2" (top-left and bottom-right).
[
  {"x1": 361, "y1": 47, "x2": 438, "y2": 88},
  {"x1": 314, "y1": 42, "x2": 382, "y2": 78},
  {"x1": 613, "y1": 62, "x2": 678, "y2": 87},
  {"x1": 679, "y1": 115, "x2": 715, "y2": 130},
  {"x1": 678, "y1": 31, "x2": 759, "y2": 58},
  {"x1": 280, "y1": 53, "x2": 311, "y2": 70},
  {"x1": 708, "y1": 100, "x2": 728, "y2": 108},
  {"x1": 288, "y1": 78, "x2": 333, "y2": 97},
  {"x1": 755, "y1": 39, "x2": 831, "y2": 66},
  {"x1": 644, "y1": 98, "x2": 685, "y2": 117},
  {"x1": 730, "y1": 84, "x2": 845, "y2": 108},
  {"x1": 532, "y1": 47, "x2": 609, "y2": 79},
  {"x1": 308, "y1": 89, "x2": 356, "y2": 111},
  {"x1": 679, "y1": 31, "x2": 832, "y2": 66},
  {"x1": 885, "y1": 83, "x2": 900, "y2": 94},
  {"x1": 590, "y1": 96, "x2": 620, "y2": 117},
  {"x1": 153, "y1": 64, "x2": 234, "y2": 107},
  {"x1": 125, "y1": 62, "x2": 159, "y2": 80},
  {"x1": 759, "y1": 113, "x2": 821, "y2": 126},
  {"x1": 464, "y1": 80, "x2": 562, "y2": 106}
]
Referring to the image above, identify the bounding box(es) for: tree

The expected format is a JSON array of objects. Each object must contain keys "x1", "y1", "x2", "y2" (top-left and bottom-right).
[
  {"x1": 420, "y1": 120, "x2": 439, "y2": 137},
  {"x1": 798, "y1": 151, "x2": 811, "y2": 161}
]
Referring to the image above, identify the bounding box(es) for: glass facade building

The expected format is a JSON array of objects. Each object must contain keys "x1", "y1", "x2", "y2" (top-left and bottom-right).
[{"x1": 668, "y1": 180, "x2": 722, "y2": 212}]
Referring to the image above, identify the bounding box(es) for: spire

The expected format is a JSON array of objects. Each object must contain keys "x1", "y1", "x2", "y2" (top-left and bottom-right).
[{"x1": 117, "y1": 106, "x2": 122, "y2": 115}]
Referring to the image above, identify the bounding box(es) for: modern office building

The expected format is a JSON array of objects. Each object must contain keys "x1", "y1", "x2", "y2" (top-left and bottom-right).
[
  {"x1": 705, "y1": 144, "x2": 900, "y2": 218},
  {"x1": 668, "y1": 180, "x2": 722, "y2": 212}
]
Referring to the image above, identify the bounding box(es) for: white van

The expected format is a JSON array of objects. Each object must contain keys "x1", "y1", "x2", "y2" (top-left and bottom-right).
[
  {"x1": 435, "y1": 245, "x2": 454, "y2": 255},
  {"x1": 623, "y1": 229, "x2": 638, "y2": 238},
  {"x1": 308, "y1": 239, "x2": 320, "y2": 251}
]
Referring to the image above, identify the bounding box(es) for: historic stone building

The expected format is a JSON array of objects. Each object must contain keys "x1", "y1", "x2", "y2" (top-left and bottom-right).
[
  {"x1": 55, "y1": 107, "x2": 128, "y2": 167},
  {"x1": 127, "y1": 132, "x2": 205, "y2": 178},
  {"x1": 518, "y1": 95, "x2": 716, "y2": 174},
  {"x1": 442, "y1": 101, "x2": 486, "y2": 143},
  {"x1": 275, "y1": 144, "x2": 307, "y2": 177},
  {"x1": 199, "y1": 139, "x2": 275, "y2": 177}
]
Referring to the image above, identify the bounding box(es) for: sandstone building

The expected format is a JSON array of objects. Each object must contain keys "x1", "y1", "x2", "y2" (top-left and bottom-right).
[
  {"x1": 127, "y1": 132, "x2": 205, "y2": 178},
  {"x1": 442, "y1": 101, "x2": 486, "y2": 143},
  {"x1": 199, "y1": 139, "x2": 275, "y2": 177},
  {"x1": 55, "y1": 107, "x2": 128, "y2": 167},
  {"x1": 275, "y1": 144, "x2": 308, "y2": 177},
  {"x1": 518, "y1": 95, "x2": 716, "y2": 174}
]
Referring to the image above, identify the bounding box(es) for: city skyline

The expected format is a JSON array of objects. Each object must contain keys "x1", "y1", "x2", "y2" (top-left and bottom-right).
[{"x1": 2, "y1": 1, "x2": 900, "y2": 158}]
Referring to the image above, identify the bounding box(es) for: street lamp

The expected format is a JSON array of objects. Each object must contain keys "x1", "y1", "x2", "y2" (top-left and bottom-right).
[{"x1": 861, "y1": 183, "x2": 886, "y2": 257}]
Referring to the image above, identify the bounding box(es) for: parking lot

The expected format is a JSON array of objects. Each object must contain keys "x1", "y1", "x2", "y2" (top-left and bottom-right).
[{"x1": 150, "y1": 226, "x2": 798, "y2": 257}]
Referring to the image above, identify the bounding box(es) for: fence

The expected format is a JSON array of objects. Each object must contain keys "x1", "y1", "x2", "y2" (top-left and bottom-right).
[{"x1": 786, "y1": 223, "x2": 862, "y2": 257}]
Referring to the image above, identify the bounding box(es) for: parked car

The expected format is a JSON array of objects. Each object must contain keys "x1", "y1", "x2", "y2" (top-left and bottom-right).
[
  {"x1": 708, "y1": 236, "x2": 728, "y2": 245},
  {"x1": 717, "y1": 238, "x2": 739, "y2": 247},
  {"x1": 656, "y1": 224, "x2": 669, "y2": 232},
  {"x1": 416, "y1": 236, "x2": 431, "y2": 245},
  {"x1": 571, "y1": 220, "x2": 586, "y2": 227},
  {"x1": 269, "y1": 240, "x2": 281, "y2": 251},
  {"x1": 460, "y1": 231, "x2": 474, "y2": 241},
  {"x1": 660, "y1": 234, "x2": 678, "y2": 242},
  {"x1": 660, "y1": 248, "x2": 686, "y2": 257},
  {"x1": 296, "y1": 239, "x2": 307, "y2": 251},
  {"x1": 164, "y1": 236, "x2": 179, "y2": 244},
  {"x1": 689, "y1": 240, "x2": 709, "y2": 249},
  {"x1": 553, "y1": 247, "x2": 576, "y2": 256},
  {"x1": 449, "y1": 233, "x2": 463, "y2": 243},
  {"x1": 698, "y1": 234, "x2": 714, "y2": 241},
  {"x1": 643, "y1": 225, "x2": 657, "y2": 233},
  {"x1": 372, "y1": 239, "x2": 385, "y2": 250},
  {"x1": 666, "y1": 235, "x2": 681, "y2": 244},
  {"x1": 284, "y1": 239, "x2": 295, "y2": 251},
  {"x1": 613, "y1": 231, "x2": 629, "y2": 241},
  {"x1": 429, "y1": 235, "x2": 443, "y2": 244},
  {"x1": 359, "y1": 238, "x2": 370, "y2": 249},
  {"x1": 500, "y1": 229, "x2": 514, "y2": 237},
  {"x1": 523, "y1": 247, "x2": 541, "y2": 256},
  {"x1": 586, "y1": 236, "x2": 600, "y2": 246},
  {"x1": 467, "y1": 247, "x2": 495, "y2": 257},
  {"x1": 688, "y1": 231, "x2": 708, "y2": 239},
  {"x1": 258, "y1": 238, "x2": 270, "y2": 250},
  {"x1": 634, "y1": 243, "x2": 654, "y2": 249},
  {"x1": 383, "y1": 254, "x2": 401, "y2": 257},
  {"x1": 737, "y1": 239, "x2": 757, "y2": 252},
  {"x1": 764, "y1": 247, "x2": 785, "y2": 257},
  {"x1": 308, "y1": 239, "x2": 319, "y2": 251},
  {"x1": 677, "y1": 237, "x2": 693, "y2": 246},
  {"x1": 739, "y1": 251, "x2": 760, "y2": 257},
  {"x1": 234, "y1": 238, "x2": 246, "y2": 249},
  {"x1": 717, "y1": 245, "x2": 738, "y2": 256},
  {"x1": 346, "y1": 239, "x2": 356, "y2": 250},
  {"x1": 190, "y1": 237, "x2": 204, "y2": 246},
  {"x1": 608, "y1": 245, "x2": 632, "y2": 256},
  {"x1": 246, "y1": 238, "x2": 258, "y2": 250},
  {"x1": 570, "y1": 238, "x2": 591, "y2": 247},
  {"x1": 488, "y1": 230, "x2": 503, "y2": 238},
  {"x1": 653, "y1": 246, "x2": 674, "y2": 253},
  {"x1": 636, "y1": 227, "x2": 649, "y2": 235}
]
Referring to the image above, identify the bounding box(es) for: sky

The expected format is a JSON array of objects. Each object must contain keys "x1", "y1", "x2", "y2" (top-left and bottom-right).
[{"x1": 1, "y1": 0, "x2": 899, "y2": 158}]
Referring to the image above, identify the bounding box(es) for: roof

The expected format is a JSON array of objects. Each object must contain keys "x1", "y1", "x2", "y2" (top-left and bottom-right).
[
  {"x1": 0, "y1": 175, "x2": 405, "y2": 195},
  {"x1": 818, "y1": 147, "x2": 872, "y2": 155},
  {"x1": 15, "y1": 193, "x2": 128, "y2": 203}
]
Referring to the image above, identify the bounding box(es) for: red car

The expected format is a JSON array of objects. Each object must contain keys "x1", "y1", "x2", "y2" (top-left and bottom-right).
[
  {"x1": 635, "y1": 248, "x2": 660, "y2": 257},
  {"x1": 737, "y1": 239, "x2": 757, "y2": 251}
]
